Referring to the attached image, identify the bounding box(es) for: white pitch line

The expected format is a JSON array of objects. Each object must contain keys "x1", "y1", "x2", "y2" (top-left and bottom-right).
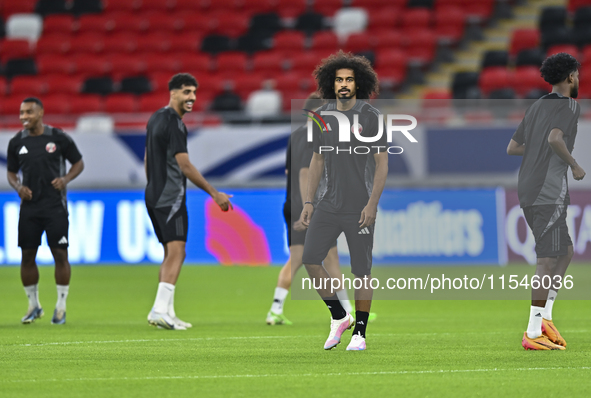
[{"x1": 2, "y1": 367, "x2": 591, "y2": 384}]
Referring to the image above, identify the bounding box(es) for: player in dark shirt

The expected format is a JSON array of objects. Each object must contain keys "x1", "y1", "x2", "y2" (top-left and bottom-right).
[
  {"x1": 265, "y1": 93, "x2": 353, "y2": 326},
  {"x1": 6, "y1": 97, "x2": 84, "y2": 325},
  {"x1": 300, "y1": 52, "x2": 388, "y2": 351},
  {"x1": 145, "y1": 73, "x2": 232, "y2": 330},
  {"x1": 507, "y1": 53, "x2": 586, "y2": 350}
]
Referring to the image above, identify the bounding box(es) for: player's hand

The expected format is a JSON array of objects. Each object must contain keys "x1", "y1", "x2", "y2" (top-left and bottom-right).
[
  {"x1": 300, "y1": 203, "x2": 314, "y2": 227},
  {"x1": 572, "y1": 164, "x2": 586, "y2": 180},
  {"x1": 359, "y1": 203, "x2": 377, "y2": 229},
  {"x1": 293, "y1": 219, "x2": 307, "y2": 231},
  {"x1": 213, "y1": 192, "x2": 233, "y2": 212},
  {"x1": 51, "y1": 177, "x2": 67, "y2": 190},
  {"x1": 18, "y1": 186, "x2": 32, "y2": 201}
]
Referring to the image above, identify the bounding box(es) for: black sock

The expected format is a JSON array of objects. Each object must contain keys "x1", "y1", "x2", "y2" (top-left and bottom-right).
[
  {"x1": 322, "y1": 294, "x2": 347, "y2": 319},
  {"x1": 352, "y1": 311, "x2": 369, "y2": 338}
]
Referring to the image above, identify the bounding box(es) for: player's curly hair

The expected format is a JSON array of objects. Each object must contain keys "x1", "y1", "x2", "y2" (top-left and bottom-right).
[
  {"x1": 313, "y1": 51, "x2": 379, "y2": 99},
  {"x1": 168, "y1": 73, "x2": 198, "y2": 90},
  {"x1": 540, "y1": 53, "x2": 580, "y2": 85}
]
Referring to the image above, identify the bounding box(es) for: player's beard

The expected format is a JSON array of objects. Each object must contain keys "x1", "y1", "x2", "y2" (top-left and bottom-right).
[{"x1": 570, "y1": 85, "x2": 578, "y2": 98}]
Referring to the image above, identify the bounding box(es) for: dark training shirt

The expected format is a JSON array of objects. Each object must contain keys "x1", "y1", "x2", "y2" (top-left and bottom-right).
[
  {"x1": 512, "y1": 93, "x2": 579, "y2": 208},
  {"x1": 7, "y1": 125, "x2": 82, "y2": 209},
  {"x1": 145, "y1": 107, "x2": 188, "y2": 212}
]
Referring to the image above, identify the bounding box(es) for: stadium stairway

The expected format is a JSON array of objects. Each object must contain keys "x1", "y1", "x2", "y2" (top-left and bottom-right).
[{"x1": 399, "y1": 0, "x2": 565, "y2": 100}]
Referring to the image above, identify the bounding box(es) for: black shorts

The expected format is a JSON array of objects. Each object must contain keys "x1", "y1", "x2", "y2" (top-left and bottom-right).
[
  {"x1": 302, "y1": 208, "x2": 373, "y2": 276},
  {"x1": 523, "y1": 204, "x2": 572, "y2": 258},
  {"x1": 147, "y1": 204, "x2": 188, "y2": 243},
  {"x1": 18, "y1": 204, "x2": 69, "y2": 249}
]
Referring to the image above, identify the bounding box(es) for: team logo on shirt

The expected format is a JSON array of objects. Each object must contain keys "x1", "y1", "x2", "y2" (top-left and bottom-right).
[
  {"x1": 351, "y1": 123, "x2": 363, "y2": 134},
  {"x1": 46, "y1": 142, "x2": 56, "y2": 153}
]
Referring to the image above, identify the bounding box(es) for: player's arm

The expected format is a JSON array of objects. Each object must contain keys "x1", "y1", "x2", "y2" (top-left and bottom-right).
[
  {"x1": 300, "y1": 152, "x2": 324, "y2": 227},
  {"x1": 507, "y1": 139, "x2": 525, "y2": 156},
  {"x1": 359, "y1": 151, "x2": 388, "y2": 229},
  {"x1": 144, "y1": 149, "x2": 147, "y2": 179},
  {"x1": 292, "y1": 167, "x2": 309, "y2": 231},
  {"x1": 175, "y1": 152, "x2": 233, "y2": 211},
  {"x1": 52, "y1": 159, "x2": 84, "y2": 190},
  {"x1": 7, "y1": 171, "x2": 32, "y2": 200},
  {"x1": 548, "y1": 128, "x2": 586, "y2": 180}
]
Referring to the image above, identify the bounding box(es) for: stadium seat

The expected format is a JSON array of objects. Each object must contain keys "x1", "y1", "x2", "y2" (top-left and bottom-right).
[
  {"x1": 45, "y1": 74, "x2": 83, "y2": 94},
  {"x1": 404, "y1": 29, "x2": 437, "y2": 65},
  {"x1": 452, "y1": 71, "x2": 480, "y2": 99},
  {"x1": 10, "y1": 76, "x2": 46, "y2": 96},
  {"x1": 143, "y1": 53, "x2": 178, "y2": 73},
  {"x1": 211, "y1": 12, "x2": 250, "y2": 38},
  {"x1": 509, "y1": 29, "x2": 540, "y2": 57},
  {"x1": 36, "y1": 34, "x2": 71, "y2": 55},
  {"x1": 351, "y1": 0, "x2": 405, "y2": 6},
  {"x1": 73, "y1": 54, "x2": 110, "y2": 77},
  {"x1": 174, "y1": 0, "x2": 203, "y2": 11},
  {"x1": 104, "y1": 94, "x2": 137, "y2": 113},
  {"x1": 344, "y1": 32, "x2": 374, "y2": 53},
  {"x1": 573, "y1": 26, "x2": 591, "y2": 47},
  {"x1": 333, "y1": 8, "x2": 368, "y2": 41},
  {"x1": 481, "y1": 50, "x2": 509, "y2": 69},
  {"x1": 143, "y1": 13, "x2": 180, "y2": 33},
  {"x1": 71, "y1": 0, "x2": 103, "y2": 15},
  {"x1": 201, "y1": 34, "x2": 233, "y2": 54},
  {"x1": 35, "y1": 0, "x2": 68, "y2": 16},
  {"x1": 139, "y1": 93, "x2": 168, "y2": 112},
  {"x1": 276, "y1": 0, "x2": 307, "y2": 19},
  {"x1": 215, "y1": 52, "x2": 249, "y2": 74},
  {"x1": 310, "y1": 31, "x2": 338, "y2": 51},
  {"x1": 69, "y1": 94, "x2": 103, "y2": 114},
  {"x1": 273, "y1": 31, "x2": 306, "y2": 51},
  {"x1": 210, "y1": 89, "x2": 243, "y2": 111},
  {"x1": 541, "y1": 26, "x2": 574, "y2": 49},
  {"x1": 193, "y1": 73, "x2": 225, "y2": 96},
  {"x1": 295, "y1": 12, "x2": 326, "y2": 34},
  {"x1": 6, "y1": 14, "x2": 43, "y2": 41},
  {"x1": 374, "y1": 49, "x2": 408, "y2": 86},
  {"x1": 1, "y1": 95, "x2": 28, "y2": 115},
  {"x1": 103, "y1": 0, "x2": 138, "y2": 13},
  {"x1": 546, "y1": 44, "x2": 579, "y2": 58},
  {"x1": 281, "y1": 89, "x2": 312, "y2": 111},
  {"x1": 104, "y1": 33, "x2": 139, "y2": 54},
  {"x1": 169, "y1": 11, "x2": 209, "y2": 34},
  {"x1": 2, "y1": 0, "x2": 36, "y2": 19},
  {"x1": 513, "y1": 66, "x2": 551, "y2": 98},
  {"x1": 252, "y1": 51, "x2": 284, "y2": 75},
  {"x1": 242, "y1": 0, "x2": 274, "y2": 14},
  {"x1": 0, "y1": 39, "x2": 34, "y2": 62},
  {"x1": 409, "y1": 0, "x2": 434, "y2": 7},
  {"x1": 479, "y1": 67, "x2": 513, "y2": 96},
  {"x1": 235, "y1": 32, "x2": 271, "y2": 53},
  {"x1": 0, "y1": 78, "x2": 7, "y2": 96},
  {"x1": 539, "y1": 6, "x2": 567, "y2": 34},
  {"x1": 373, "y1": 30, "x2": 404, "y2": 50},
  {"x1": 232, "y1": 73, "x2": 267, "y2": 99},
  {"x1": 4, "y1": 58, "x2": 37, "y2": 78},
  {"x1": 289, "y1": 50, "x2": 328, "y2": 72},
  {"x1": 70, "y1": 33, "x2": 105, "y2": 54},
  {"x1": 37, "y1": 54, "x2": 73, "y2": 75},
  {"x1": 401, "y1": 8, "x2": 432, "y2": 29},
  {"x1": 275, "y1": 71, "x2": 315, "y2": 93},
  {"x1": 462, "y1": 0, "x2": 494, "y2": 23},
  {"x1": 108, "y1": 54, "x2": 145, "y2": 79},
  {"x1": 41, "y1": 94, "x2": 71, "y2": 114},
  {"x1": 368, "y1": 7, "x2": 401, "y2": 31},
  {"x1": 136, "y1": 33, "x2": 172, "y2": 53},
  {"x1": 312, "y1": 0, "x2": 342, "y2": 17},
  {"x1": 488, "y1": 88, "x2": 516, "y2": 100},
  {"x1": 42, "y1": 14, "x2": 75, "y2": 35},
  {"x1": 249, "y1": 12, "x2": 283, "y2": 38},
  {"x1": 149, "y1": 72, "x2": 174, "y2": 93},
  {"x1": 515, "y1": 48, "x2": 545, "y2": 67},
  {"x1": 77, "y1": 14, "x2": 113, "y2": 34},
  {"x1": 120, "y1": 76, "x2": 152, "y2": 95},
  {"x1": 111, "y1": 12, "x2": 146, "y2": 33},
  {"x1": 82, "y1": 77, "x2": 115, "y2": 95},
  {"x1": 174, "y1": 53, "x2": 212, "y2": 73},
  {"x1": 569, "y1": 0, "x2": 591, "y2": 12},
  {"x1": 169, "y1": 33, "x2": 202, "y2": 53},
  {"x1": 434, "y1": 6, "x2": 465, "y2": 44},
  {"x1": 142, "y1": 0, "x2": 174, "y2": 12}
]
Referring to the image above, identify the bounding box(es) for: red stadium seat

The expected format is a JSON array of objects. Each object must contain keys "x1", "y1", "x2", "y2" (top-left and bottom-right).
[
  {"x1": 104, "y1": 33, "x2": 139, "y2": 54},
  {"x1": 344, "y1": 32, "x2": 374, "y2": 53},
  {"x1": 103, "y1": 0, "x2": 139, "y2": 13},
  {"x1": 404, "y1": 29, "x2": 437, "y2": 65},
  {"x1": 277, "y1": 0, "x2": 307, "y2": 19},
  {"x1": 73, "y1": 54, "x2": 110, "y2": 77},
  {"x1": 374, "y1": 48, "x2": 408, "y2": 86},
  {"x1": 373, "y1": 29, "x2": 403, "y2": 50},
  {"x1": 1, "y1": 39, "x2": 34, "y2": 62},
  {"x1": 310, "y1": 31, "x2": 338, "y2": 51},
  {"x1": 69, "y1": 95, "x2": 104, "y2": 114},
  {"x1": 232, "y1": 72, "x2": 267, "y2": 99},
  {"x1": 70, "y1": 33, "x2": 105, "y2": 54},
  {"x1": 273, "y1": 31, "x2": 306, "y2": 51},
  {"x1": 351, "y1": 0, "x2": 405, "y2": 6},
  {"x1": 479, "y1": 67, "x2": 513, "y2": 96},
  {"x1": 136, "y1": 33, "x2": 173, "y2": 53},
  {"x1": 423, "y1": 90, "x2": 452, "y2": 100},
  {"x1": 368, "y1": 7, "x2": 401, "y2": 31},
  {"x1": 141, "y1": 0, "x2": 174, "y2": 12},
  {"x1": 174, "y1": 0, "x2": 205, "y2": 11},
  {"x1": 143, "y1": 13, "x2": 181, "y2": 33},
  {"x1": 401, "y1": 8, "x2": 432, "y2": 29},
  {"x1": 37, "y1": 54, "x2": 74, "y2": 75},
  {"x1": 2, "y1": 0, "x2": 36, "y2": 18},
  {"x1": 569, "y1": 0, "x2": 591, "y2": 12},
  {"x1": 77, "y1": 14, "x2": 114, "y2": 34},
  {"x1": 168, "y1": 33, "x2": 203, "y2": 53},
  {"x1": 211, "y1": 12, "x2": 250, "y2": 38},
  {"x1": 312, "y1": 0, "x2": 342, "y2": 17},
  {"x1": 282, "y1": 89, "x2": 313, "y2": 111},
  {"x1": 41, "y1": 94, "x2": 71, "y2": 115},
  {"x1": 434, "y1": 6, "x2": 465, "y2": 43},
  {"x1": 241, "y1": 0, "x2": 274, "y2": 14},
  {"x1": 108, "y1": 54, "x2": 145, "y2": 79},
  {"x1": 149, "y1": 72, "x2": 174, "y2": 93},
  {"x1": 111, "y1": 12, "x2": 147, "y2": 33},
  {"x1": 513, "y1": 66, "x2": 551, "y2": 97},
  {"x1": 463, "y1": 0, "x2": 494, "y2": 22},
  {"x1": 0, "y1": 95, "x2": 28, "y2": 116},
  {"x1": 289, "y1": 50, "x2": 332, "y2": 72},
  {"x1": 169, "y1": 11, "x2": 210, "y2": 34},
  {"x1": 252, "y1": 51, "x2": 284, "y2": 75},
  {"x1": 214, "y1": 52, "x2": 249, "y2": 73},
  {"x1": 0, "y1": 78, "x2": 7, "y2": 96},
  {"x1": 42, "y1": 14, "x2": 75, "y2": 35},
  {"x1": 509, "y1": 29, "x2": 540, "y2": 57},
  {"x1": 104, "y1": 94, "x2": 137, "y2": 113},
  {"x1": 195, "y1": 73, "x2": 226, "y2": 95},
  {"x1": 45, "y1": 74, "x2": 83, "y2": 95},
  {"x1": 143, "y1": 53, "x2": 179, "y2": 73},
  {"x1": 36, "y1": 34, "x2": 71, "y2": 56},
  {"x1": 10, "y1": 76, "x2": 46, "y2": 96},
  {"x1": 276, "y1": 71, "x2": 314, "y2": 93},
  {"x1": 174, "y1": 53, "x2": 212, "y2": 73},
  {"x1": 139, "y1": 93, "x2": 168, "y2": 112},
  {"x1": 547, "y1": 45, "x2": 579, "y2": 58}
]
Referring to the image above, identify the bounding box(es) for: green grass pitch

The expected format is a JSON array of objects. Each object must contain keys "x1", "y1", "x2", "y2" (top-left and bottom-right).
[{"x1": 0, "y1": 264, "x2": 590, "y2": 397}]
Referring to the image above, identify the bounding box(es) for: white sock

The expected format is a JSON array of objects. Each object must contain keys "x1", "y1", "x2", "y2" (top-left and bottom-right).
[
  {"x1": 153, "y1": 282, "x2": 175, "y2": 314},
  {"x1": 270, "y1": 287, "x2": 289, "y2": 314},
  {"x1": 56, "y1": 285, "x2": 69, "y2": 311},
  {"x1": 526, "y1": 306, "x2": 545, "y2": 339},
  {"x1": 544, "y1": 289, "x2": 557, "y2": 320},
  {"x1": 24, "y1": 284, "x2": 40, "y2": 310},
  {"x1": 336, "y1": 289, "x2": 353, "y2": 313},
  {"x1": 168, "y1": 289, "x2": 176, "y2": 318}
]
